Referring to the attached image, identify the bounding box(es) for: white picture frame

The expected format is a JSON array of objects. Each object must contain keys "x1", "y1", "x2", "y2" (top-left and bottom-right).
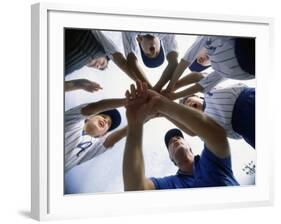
[{"x1": 31, "y1": 2, "x2": 274, "y2": 221}]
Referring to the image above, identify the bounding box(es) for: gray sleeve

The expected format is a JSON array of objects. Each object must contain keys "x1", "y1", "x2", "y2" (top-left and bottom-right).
[
  {"x1": 65, "y1": 103, "x2": 89, "y2": 126},
  {"x1": 162, "y1": 34, "x2": 178, "y2": 55},
  {"x1": 182, "y1": 36, "x2": 208, "y2": 63},
  {"x1": 198, "y1": 71, "x2": 225, "y2": 93},
  {"x1": 91, "y1": 30, "x2": 120, "y2": 59},
  {"x1": 122, "y1": 32, "x2": 138, "y2": 57}
]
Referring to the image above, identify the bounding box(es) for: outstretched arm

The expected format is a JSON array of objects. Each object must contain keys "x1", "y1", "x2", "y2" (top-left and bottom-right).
[
  {"x1": 174, "y1": 72, "x2": 205, "y2": 90},
  {"x1": 162, "y1": 83, "x2": 203, "y2": 101},
  {"x1": 126, "y1": 53, "x2": 153, "y2": 88},
  {"x1": 81, "y1": 98, "x2": 126, "y2": 116},
  {"x1": 123, "y1": 81, "x2": 155, "y2": 191},
  {"x1": 165, "y1": 59, "x2": 189, "y2": 92},
  {"x1": 122, "y1": 32, "x2": 153, "y2": 88},
  {"x1": 166, "y1": 36, "x2": 208, "y2": 92},
  {"x1": 165, "y1": 116, "x2": 196, "y2": 136},
  {"x1": 153, "y1": 51, "x2": 178, "y2": 92},
  {"x1": 103, "y1": 126, "x2": 127, "y2": 148},
  {"x1": 111, "y1": 52, "x2": 136, "y2": 81},
  {"x1": 65, "y1": 79, "x2": 102, "y2": 92},
  {"x1": 148, "y1": 89, "x2": 230, "y2": 158},
  {"x1": 172, "y1": 83, "x2": 204, "y2": 101}
]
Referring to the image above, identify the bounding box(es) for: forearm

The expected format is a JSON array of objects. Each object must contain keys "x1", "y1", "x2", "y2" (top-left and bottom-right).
[
  {"x1": 81, "y1": 98, "x2": 125, "y2": 116},
  {"x1": 123, "y1": 122, "x2": 147, "y2": 191},
  {"x1": 157, "y1": 97, "x2": 226, "y2": 145},
  {"x1": 172, "y1": 83, "x2": 203, "y2": 100},
  {"x1": 64, "y1": 80, "x2": 80, "y2": 92},
  {"x1": 153, "y1": 61, "x2": 178, "y2": 92},
  {"x1": 127, "y1": 54, "x2": 152, "y2": 88},
  {"x1": 174, "y1": 72, "x2": 204, "y2": 90},
  {"x1": 166, "y1": 59, "x2": 189, "y2": 91},
  {"x1": 112, "y1": 53, "x2": 137, "y2": 81},
  {"x1": 103, "y1": 126, "x2": 127, "y2": 148},
  {"x1": 165, "y1": 116, "x2": 196, "y2": 136}
]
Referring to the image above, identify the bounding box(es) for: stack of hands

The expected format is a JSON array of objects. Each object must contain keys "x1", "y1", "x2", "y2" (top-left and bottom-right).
[{"x1": 125, "y1": 80, "x2": 166, "y2": 125}]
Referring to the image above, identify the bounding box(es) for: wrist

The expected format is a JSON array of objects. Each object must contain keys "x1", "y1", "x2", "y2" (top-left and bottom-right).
[
  {"x1": 127, "y1": 119, "x2": 144, "y2": 127},
  {"x1": 157, "y1": 96, "x2": 172, "y2": 114}
]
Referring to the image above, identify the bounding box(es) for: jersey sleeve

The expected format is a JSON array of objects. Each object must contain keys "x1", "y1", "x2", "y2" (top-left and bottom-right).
[
  {"x1": 150, "y1": 174, "x2": 191, "y2": 189},
  {"x1": 122, "y1": 32, "x2": 138, "y2": 57},
  {"x1": 150, "y1": 176, "x2": 176, "y2": 190},
  {"x1": 65, "y1": 103, "x2": 89, "y2": 127},
  {"x1": 199, "y1": 146, "x2": 239, "y2": 186},
  {"x1": 92, "y1": 30, "x2": 120, "y2": 59},
  {"x1": 162, "y1": 34, "x2": 178, "y2": 56},
  {"x1": 198, "y1": 71, "x2": 225, "y2": 93},
  {"x1": 182, "y1": 36, "x2": 208, "y2": 64}
]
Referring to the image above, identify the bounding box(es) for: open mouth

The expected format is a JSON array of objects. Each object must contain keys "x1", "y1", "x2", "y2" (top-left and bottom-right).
[
  {"x1": 98, "y1": 120, "x2": 105, "y2": 128},
  {"x1": 192, "y1": 103, "x2": 197, "y2": 108}
]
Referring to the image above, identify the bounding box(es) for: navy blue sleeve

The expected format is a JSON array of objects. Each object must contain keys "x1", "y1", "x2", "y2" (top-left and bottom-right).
[
  {"x1": 150, "y1": 176, "x2": 175, "y2": 190},
  {"x1": 150, "y1": 174, "x2": 193, "y2": 190},
  {"x1": 150, "y1": 176, "x2": 184, "y2": 190},
  {"x1": 200, "y1": 146, "x2": 233, "y2": 174},
  {"x1": 199, "y1": 146, "x2": 239, "y2": 186}
]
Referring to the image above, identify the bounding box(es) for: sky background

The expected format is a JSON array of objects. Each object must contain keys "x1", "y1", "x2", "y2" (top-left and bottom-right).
[{"x1": 64, "y1": 31, "x2": 256, "y2": 194}]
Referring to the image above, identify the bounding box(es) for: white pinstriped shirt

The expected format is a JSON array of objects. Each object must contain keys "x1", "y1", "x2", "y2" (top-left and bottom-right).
[
  {"x1": 91, "y1": 30, "x2": 122, "y2": 60},
  {"x1": 183, "y1": 36, "x2": 254, "y2": 93},
  {"x1": 65, "y1": 104, "x2": 107, "y2": 173},
  {"x1": 203, "y1": 83, "x2": 247, "y2": 139},
  {"x1": 122, "y1": 32, "x2": 178, "y2": 58}
]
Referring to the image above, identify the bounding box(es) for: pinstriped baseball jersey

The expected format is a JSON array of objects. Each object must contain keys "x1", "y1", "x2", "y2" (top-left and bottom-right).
[
  {"x1": 204, "y1": 83, "x2": 247, "y2": 139},
  {"x1": 183, "y1": 36, "x2": 254, "y2": 93},
  {"x1": 65, "y1": 104, "x2": 107, "y2": 173},
  {"x1": 91, "y1": 30, "x2": 122, "y2": 60},
  {"x1": 122, "y1": 32, "x2": 178, "y2": 58},
  {"x1": 65, "y1": 30, "x2": 120, "y2": 75}
]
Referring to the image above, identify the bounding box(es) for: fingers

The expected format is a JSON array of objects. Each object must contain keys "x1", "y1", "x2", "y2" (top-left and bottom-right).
[
  {"x1": 93, "y1": 83, "x2": 103, "y2": 90},
  {"x1": 130, "y1": 83, "x2": 136, "y2": 99},
  {"x1": 124, "y1": 80, "x2": 148, "y2": 107},
  {"x1": 136, "y1": 80, "x2": 143, "y2": 97},
  {"x1": 84, "y1": 85, "x2": 103, "y2": 93},
  {"x1": 142, "y1": 82, "x2": 148, "y2": 98},
  {"x1": 126, "y1": 80, "x2": 147, "y2": 99},
  {"x1": 125, "y1": 89, "x2": 130, "y2": 101}
]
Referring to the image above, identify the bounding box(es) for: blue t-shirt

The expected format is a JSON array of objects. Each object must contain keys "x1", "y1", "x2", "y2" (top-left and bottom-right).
[{"x1": 150, "y1": 146, "x2": 239, "y2": 189}]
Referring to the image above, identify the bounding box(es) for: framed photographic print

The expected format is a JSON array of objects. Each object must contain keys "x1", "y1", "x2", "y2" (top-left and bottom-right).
[{"x1": 31, "y1": 2, "x2": 274, "y2": 221}]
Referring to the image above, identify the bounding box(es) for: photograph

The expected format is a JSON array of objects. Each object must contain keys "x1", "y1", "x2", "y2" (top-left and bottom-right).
[{"x1": 63, "y1": 28, "x2": 256, "y2": 195}]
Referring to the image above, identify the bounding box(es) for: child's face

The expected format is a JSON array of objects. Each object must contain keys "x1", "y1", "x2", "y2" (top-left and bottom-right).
[
  {"x1": 84, "y1": 114, "x2": 112, "y2": 137},
  {"x1": 138, "y1": 35, "x2": 161, "y2": 58},
  {"x1": 183, "y1": 96, "x2": 204, "y2": 112},
  {"x1": 196, "y1": 49, "x2": 211, "y2": 66},
  {"x1": 87, "y1": 57, "x2": 108, "y2": 70}
]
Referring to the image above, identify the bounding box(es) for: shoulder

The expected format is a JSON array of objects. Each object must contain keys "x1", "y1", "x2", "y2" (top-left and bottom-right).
[{"x1": 199, "y1": 145, "x2": 232, "y2": 169}]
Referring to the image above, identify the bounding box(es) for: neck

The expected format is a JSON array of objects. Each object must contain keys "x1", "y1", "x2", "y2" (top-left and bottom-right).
[{"x1": 177, "y1": 156, "x2": 194, "y2": 175}]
